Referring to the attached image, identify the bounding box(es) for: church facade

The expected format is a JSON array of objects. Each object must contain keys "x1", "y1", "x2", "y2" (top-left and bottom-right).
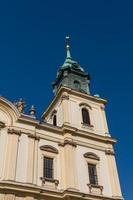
[{"x1": 0, "y1": 37, "x2": 123, "y2": 200}]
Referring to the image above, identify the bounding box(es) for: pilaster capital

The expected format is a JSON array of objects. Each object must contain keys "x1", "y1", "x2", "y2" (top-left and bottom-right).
[
  {"x1": 105, "y1": 149, "x2": 115, "y2": 155},
  {"x1": 100, "y1": 105, "x2": 105, "y2": 110},
  {"x1": 8, "y1": 128, "x2": 21, "y2": 136},
  {"x1": 58, "y1": 139, "x2": 77, "y2": 147},
  {"x1": 28, "y1": 133, "x2": 40, "y2": 140},
  {"x1": 0, "y1": 121, "x2": 5, "y2": 129},
  {"x1": 61, "y1": 92, "x2": 69, "y2": 101}
]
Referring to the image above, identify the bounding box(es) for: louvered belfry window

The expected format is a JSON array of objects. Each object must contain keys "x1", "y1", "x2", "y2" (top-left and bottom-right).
[
  {"x1": 43, "y1": 157, "x2": 53, "y2": 179},
  {"x1": 88, "y1": 164, "x2": 98, "y2": 185},
  {"x1": 82, "y1": 108, "x2": 90, "y2": 125}
]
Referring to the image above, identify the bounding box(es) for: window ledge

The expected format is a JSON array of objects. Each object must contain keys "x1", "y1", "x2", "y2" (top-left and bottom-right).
[
  {"x1": 81, "y1": 123, "x2": 94, "y2": 129},
  {"x1": 87, "y1": 183, "x2": 103, "y2": 195},
  {"x1": 40, "y1": 177, "x2": 59, "y2": 189}
]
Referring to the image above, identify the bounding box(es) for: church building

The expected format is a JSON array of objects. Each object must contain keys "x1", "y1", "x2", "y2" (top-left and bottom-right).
[{"x1": 0, "y1": 37, "x2": 123, "y2": 200}]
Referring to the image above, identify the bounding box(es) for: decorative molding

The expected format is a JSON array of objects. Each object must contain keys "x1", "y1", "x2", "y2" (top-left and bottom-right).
[
  {"x1": 100, "y1": 105, "x2": 105, "y2": 110},
  {"x1": 28, "y1": 133, "x2": 40, "y2": 140},
  {"x1": 79, "y1": 102, "x2": 92, "y2": 109},
  {"x1": 61, "y1": 92, "x2": 69, "y2": 101},
  {"x1": 8, "y1": 129, "x2": 21, "y2": 136},
  {"x1": 16, "y1": 117, "x2": 117, "y2": 145},
  {"x1": 40, "y1": 177, "x2": 59, "y2": 189},
  {"x1": 58, "y1": 140, "x2": 77, "y2": 147},
  {"x1": 40, "y1": 177, "x2": 59, "y2": 184},
  {"x1": 40, "y1": 145, "x2": 58, "y2": 154},
  {"x1": 105, "y1": 149, "x2": 115, "y2": 155},
  {"x1": 84, "y1": 152, "x2": 100, "y2": 160},
  {"x1": 0, "y1": 121, "x2": 5, "y2": 129},
  {"x1": 65, "y1": 187, "x2": 79, "y2": 192},
  {"x1": 87, "y1": 183, "x2": 103, "y2": 195}
]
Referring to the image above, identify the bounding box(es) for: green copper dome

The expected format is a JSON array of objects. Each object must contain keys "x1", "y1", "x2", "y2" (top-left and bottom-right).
[{"x1": 52, "y1": 37, "x2": 90, "y2": 95}]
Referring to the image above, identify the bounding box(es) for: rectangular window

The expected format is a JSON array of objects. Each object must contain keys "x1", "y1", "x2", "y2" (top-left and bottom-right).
[
  {"x1": 88, "y1": 164, "x2": 98, "y2": 185},
  {"x1": 43, "y1": 157, "x2": 53, "y2": 179}
]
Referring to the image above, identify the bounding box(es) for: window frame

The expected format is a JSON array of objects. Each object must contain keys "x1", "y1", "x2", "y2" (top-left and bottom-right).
[
  {"x1": 43, "y1": 156, "x2": 54, "y2": 179},
  {"x1": 88, "y1": 163, "x2": 98, "y2": 185},
  {"x1": 83, "y1": 152, "x2": 101, "y2": 187},
  {"x1": 40, "y1": 145, "x2": 58, "y2": 181},
  {"x1": 79, "y1": 103, "x2": 94, "y2": 128},
  {"x1": 82, "y1": 107, "x2": 91, "y2": 125}
]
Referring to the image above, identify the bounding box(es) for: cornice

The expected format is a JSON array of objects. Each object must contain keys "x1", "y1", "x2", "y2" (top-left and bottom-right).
[
  {"x1": 9, "y1": 122, "x2": 116, "y2": 146},
  {"x1": 61, "y1": 124, "x2": 117, "y2": 145},
  {"x1": 40, "y1": 145, "x2": 59, "y2": 153},
  {"x1": 84, "y1": 152, "x2": 100, "y2": 160},
  {"x1": 5, "y1": 125, "x2": 114, "y2": 152},
  {"x1": 0, "y1": 181, "x2": 124, "y2": 200},
  {"x1": 18, "y1": 114, "x2": 38, "y2": 125},
  {"x1": 17, "y1": 117, "x2": 61, "y2": 135}
]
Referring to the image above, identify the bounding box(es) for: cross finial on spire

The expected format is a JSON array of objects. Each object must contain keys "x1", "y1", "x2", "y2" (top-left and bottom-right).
[{"x1": 65, "y1": 36, "x2": 72, "y2": 59}]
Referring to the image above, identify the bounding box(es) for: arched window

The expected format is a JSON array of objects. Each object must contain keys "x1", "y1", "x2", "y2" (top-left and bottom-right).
[
  {"x1": 74, "y1": 80, "x2": 81, "y2": 90},
  {"x1": 53, "y1": 115, "x2": 57, "y2": 126},
  {"x1": 82, "y1": 108, "x2": 90, "y2": 125}
]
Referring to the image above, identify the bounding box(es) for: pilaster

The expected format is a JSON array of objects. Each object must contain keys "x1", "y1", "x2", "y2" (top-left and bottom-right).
[
  {"x1": 26, "y1": 133, "x2": 39, "y2": 184},
  {"x1": 0, "y1": 194, "x2": 5, "y2": 200},
  {"x1": 25, "y1": 196, "x2": 34, "y2": 200},
  {"x1": 33, "y1": 137, "x2": 39, "y2": 185},
  {"x1": 59, "y1": 135, "x2": 78, "y2": 190},
  {"x1": 4, "y1": 129, "x2": 21, "y2": 180},
  {"x1": 61, "y1": 92, "x2": 70, "y2": 125},
  {"x1": 105, "y1": 150, "x2": 122, "y2": 197},
  {"x1": 100, "y1": 105, "x2": 109, "y2": 135},
  {"x1": 0, "y1": 128, "x2": 8, "y2": 179},
  {"x1": 4, "y1": 194, "x2": 15, "y2": 200}
]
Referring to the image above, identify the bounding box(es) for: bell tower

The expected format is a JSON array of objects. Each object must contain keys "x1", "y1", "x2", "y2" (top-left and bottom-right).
[
  {"x1": 42, "y1": 37, "x2": 123, "y2": 200},
  {"x1": 52, "y1": 36, "x2": 90, "y2": 95}
]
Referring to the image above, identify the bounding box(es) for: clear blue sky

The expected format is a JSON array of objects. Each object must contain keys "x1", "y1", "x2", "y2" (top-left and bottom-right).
[{"x1": 0, "y1": 1, "x2": 132, "y2": 199}]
